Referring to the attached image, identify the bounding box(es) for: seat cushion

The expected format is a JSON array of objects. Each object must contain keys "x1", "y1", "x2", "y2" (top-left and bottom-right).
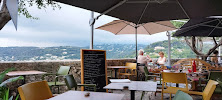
[
  {"x1": 173, "y1": 90, "x2": 193, "y2": 100},
  {"x1": 48, "y1": 82, "x2": 66, "y2": 86},
  {"x1": 163, "y1": 87, "x2": 188, "y2": 94}
]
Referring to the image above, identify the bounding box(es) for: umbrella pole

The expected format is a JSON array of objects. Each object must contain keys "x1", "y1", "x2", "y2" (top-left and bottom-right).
[
  {"x1": 135, "y1": 26, "x2": 138, "y2": 80},
  {"x1": 90, "y1": 11, "x2": 94, "y2": 49},
  {"x1": 166, "y1": 31, "x2": 171, "y2": 66}
]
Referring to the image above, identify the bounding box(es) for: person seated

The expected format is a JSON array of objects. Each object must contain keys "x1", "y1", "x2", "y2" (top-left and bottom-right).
[
  {"x1": 137, "y1": 49, "x2": 152, "y2": 72},
  {"x1": 157, "y1": 51, "x2": 166, "y2": 65},
  {"x1": 211, "y1": 50, "x2": 219, "y2": 68},
  {"x1": 154, "y1": 51, "x2": 166, "y2": 68}
]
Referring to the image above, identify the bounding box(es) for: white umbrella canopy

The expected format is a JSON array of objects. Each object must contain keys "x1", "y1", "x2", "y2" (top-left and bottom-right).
[
  {"x1": 96, "y1": 20, "x2": 177, "y2": 67},
  {"x1": 96, "y1": 20, "x2": 176, "y2": 35}
]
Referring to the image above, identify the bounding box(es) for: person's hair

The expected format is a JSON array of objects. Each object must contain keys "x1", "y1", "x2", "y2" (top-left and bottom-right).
[
  {"x1": 138, "y1": 49, "x2": 144, "y2": 55},
  {"x1": 213, "y1": 50, "x2": 218, "y2": 55},
  {"x1": 159, "y1": 51, "x2": 164, "y2": 55}
]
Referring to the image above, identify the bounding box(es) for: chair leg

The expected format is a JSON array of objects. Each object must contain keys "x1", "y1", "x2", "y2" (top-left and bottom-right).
[
  {"x1": 141, "y1": 91, "x2": 145, "y2": 100},
  {"x1": 58, "y1": 86, "x2": 60, "y2": 94},
  {"x1": 161, "y1": 91, "x2": 163, "y2": 100},
  {"x1": 170, "y1": 93, "x2": 172, "y2": 100}
]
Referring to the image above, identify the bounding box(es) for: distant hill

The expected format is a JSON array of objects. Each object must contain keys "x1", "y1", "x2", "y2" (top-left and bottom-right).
[
  {"x1": 144, "y1": 39, "x2": 212, "y2": 58},
  {"x1": 0, "y1": 44, "x2": 146, "y2": 61},
  {"x1": 0, "y1": 40, "x2": 213, "y2": 61}
]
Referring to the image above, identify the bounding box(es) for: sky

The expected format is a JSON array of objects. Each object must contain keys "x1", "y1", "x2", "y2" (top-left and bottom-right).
[{"x1": 0, "y1": 2, "x2": 170, "y2": 47}]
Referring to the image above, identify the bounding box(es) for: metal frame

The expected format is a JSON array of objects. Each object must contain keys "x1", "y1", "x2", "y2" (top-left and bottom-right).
[{"x1": 166, "y1": 31, "x2": 171, "y2": 66}]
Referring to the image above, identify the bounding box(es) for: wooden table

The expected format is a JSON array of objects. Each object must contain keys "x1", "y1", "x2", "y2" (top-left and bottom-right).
[
  {"x1": 47, "y1": 91, "x2": 124, "y2": 100},
  {"x1": 104, "y1": 81, "x2": 157, "y2": 100},
  {"x1": 6, "y1": 70, "x2": 46, "y2": 84},
  {"x1": 107, "y1": 66, "x2": 129, "y2": 78},
  {"x1": 187, "y1": 73, "x2": 208, "y2": 91}
]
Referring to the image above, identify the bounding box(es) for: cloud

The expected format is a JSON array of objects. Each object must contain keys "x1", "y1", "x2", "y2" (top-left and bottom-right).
[{"x1": 0, "y1": 3, "x2": 170, "y2": 47}]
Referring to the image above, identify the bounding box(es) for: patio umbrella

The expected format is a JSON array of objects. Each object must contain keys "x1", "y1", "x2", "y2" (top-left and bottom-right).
[
  {"x1": 96, "y1": 20, "x2": 177, "y2": 66},
  {"x1": 173, "y1": 18, "x2": 222, "y2": 37},
  {"x1": 54, "y1": 0, "x2": 222, "y2": 24}
]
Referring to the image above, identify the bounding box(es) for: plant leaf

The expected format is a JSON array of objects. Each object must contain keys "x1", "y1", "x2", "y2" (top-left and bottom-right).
[
  {"x1": 0, "y1": 68, "x2": 15, "y2": 83},
  {"x1": 15, "y1": 94, "x2": 19, "y2": 100},
  {"x1": 4, "y1": 88, "x2": 9, "y2": 100},
  {"x1": 8, "y1": 96, "x2": 13, "y2": 100},
  {"x1": 0, "y1": 76, "x2": 24, "y2": 87}
]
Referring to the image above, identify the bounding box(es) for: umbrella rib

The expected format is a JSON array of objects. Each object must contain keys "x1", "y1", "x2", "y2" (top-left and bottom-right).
[
  {"x1": 200, "y1": 24, "x2": 222, "y2": 29},
  {"x1": 122, "y1": 21, "x2": 136, "y2": 27},
  {"x1": 115, "y1": 24, "x2": 129, "y2": 35},
  {"x1": 208, "y1": 19, "x2": 221, "y2": 37},
  {"x1": 176, "y1": 0, "x2": 190, "y2": 19},
  {"x1": 96, "y1": 20, "x2": 125, "y2": 29},
  {"x1": 137, "y1": 0, "x2": 150, "y2": 24},
  {"x1": 179, "y1": 19, "x2": 219, "y2": 30},
  {"x1": 142, "y1": 25, "x2": 152, "y2": 35},
  {"x1": 153, "y1": 22, "x2": 177, "y2": 29},
  {"x1": 96, "y1": 0, "x2": 127, "y2": 19},
  {"x1": 174, "y1": 26, "x2": 199, "y2": 37}
]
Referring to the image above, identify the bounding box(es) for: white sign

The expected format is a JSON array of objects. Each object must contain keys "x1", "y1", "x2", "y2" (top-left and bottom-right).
[{"x1": 6, "y1": 0, "x2": 18, "y2": 30}]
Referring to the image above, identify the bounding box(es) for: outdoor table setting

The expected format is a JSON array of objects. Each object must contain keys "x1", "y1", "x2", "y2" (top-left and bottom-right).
[
  {"x1": 104, "y1": 79, "x2": 157, "y2": 100},
  {"x1": 6, "y1": 70, "x2": 46, "y2": 84},
  {"x1": 107, "y1": 66, "x2": 130, "y2": 79},
  {"x1": 157, "y1": 69, "x2": 209, "y2": 91},
  {"x1": 47, "y1": 90, "x2": 125, "y2": 100}
]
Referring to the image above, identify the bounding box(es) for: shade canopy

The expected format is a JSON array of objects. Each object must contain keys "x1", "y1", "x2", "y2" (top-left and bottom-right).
[
  {"x1": 96, "y1": 20, "x2": 176, "y2": 35},
  {"x1": 54, "y1": 0, "x2": 222, "y2": 24},
  {"x1": 173, "y1": 18, "x2": 222, "y2": 37},
  {"x1": 96, "y1": 20, "x2": 176, "y2": 67}
]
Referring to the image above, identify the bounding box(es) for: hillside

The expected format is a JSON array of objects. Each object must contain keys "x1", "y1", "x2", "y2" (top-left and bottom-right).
[
  {"x1": 144, "y1": 39, "x2": 212, "y2": 58},
  {"x1": 0, "y1": 44, "x2": 146, "y2": 61},
  {"x1": 0, "y1": 39, "x2": 213, "y2": 61}
]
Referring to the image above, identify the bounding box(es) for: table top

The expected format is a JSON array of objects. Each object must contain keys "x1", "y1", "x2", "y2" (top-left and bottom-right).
[
  {"x1": 104, "y1": 81, "x2": 157, "y2": 92},
  {"x1": 6, "y1": 70, "x2": 46, "y2": 76},
  {"x1": 107, "y1": 66, "x2": 129, "y2": 69},
  {"x1": 47, "y1": 91, "x2": 124, "y2": 100}
]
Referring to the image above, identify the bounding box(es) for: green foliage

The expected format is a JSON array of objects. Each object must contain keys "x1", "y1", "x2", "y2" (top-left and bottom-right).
[
  {"x1": 18, "y1": 0, "x2": 61, "y2": 19},
  {"x1": 0, "y1": 76, "x2": 24, "y2": 87},
  {"x1": 0, "y1": 87, "x2": 19, "y2": 100},
  {"x1": 144, "y1": 39, "x2": 196, "y2": 58},
  {"x1": 170, "y1": 20, "x2": 187, "y2": 28},
  {"x1": 0, "y1": 68, "x2": 15, "y2": 84},
  {"x1": 0, "y1": 68, "x2": 23, "y2": 100}
]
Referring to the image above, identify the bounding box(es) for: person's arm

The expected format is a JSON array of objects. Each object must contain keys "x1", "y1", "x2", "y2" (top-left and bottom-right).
[
  {"x1": 147, "y1": 55, "x2": 152, "y2": 62},
  {"x1": 211, "y1": 57, "x2": 214, "y2": 62},
  {"x1": 157, "y1": 57, "x2": 160, "y2": 64}
]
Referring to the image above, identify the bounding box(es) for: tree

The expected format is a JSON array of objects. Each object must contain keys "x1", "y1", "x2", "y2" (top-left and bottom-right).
[
  {"x1": 185, "y1": 36, "x2": 222, "y2": 60},
  {"x1": 171, "y1": 20, "x2": 222, "y2": 60},
  {"x1": 0, "y1": 0, "x2": 60, "y2": 30}
]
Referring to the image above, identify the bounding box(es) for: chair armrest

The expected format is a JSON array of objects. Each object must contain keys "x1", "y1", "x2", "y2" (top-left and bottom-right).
[
  {"x1": 77, "y1": 84, "x2": 96, "y2": 92},
  {"x1": 145, "y1": 75, "x2": 158, "y2": 77},
  {"x1": 182, "y1": 90, "x2": 203, "y2": 95}
]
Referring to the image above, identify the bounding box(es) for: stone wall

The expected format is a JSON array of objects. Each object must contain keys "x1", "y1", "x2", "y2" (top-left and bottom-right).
[{"x1": 2, "y1": 58, "x2": 180, "y2": 94}]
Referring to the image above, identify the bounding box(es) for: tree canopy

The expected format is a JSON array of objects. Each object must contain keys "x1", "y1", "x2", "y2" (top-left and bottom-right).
[{"x1": 0, "y1": 0, "x2": 61, "y2": 30}]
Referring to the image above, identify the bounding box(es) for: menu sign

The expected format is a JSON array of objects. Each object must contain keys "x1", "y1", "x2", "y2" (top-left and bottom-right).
[{"x1": 81, "y1": 49, "x2": 107, "y2": 92}]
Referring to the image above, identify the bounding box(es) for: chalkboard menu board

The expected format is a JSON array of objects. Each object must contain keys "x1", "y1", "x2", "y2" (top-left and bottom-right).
[{"x1": 81, "y1": 49, "x2": 107, "y2": 92}]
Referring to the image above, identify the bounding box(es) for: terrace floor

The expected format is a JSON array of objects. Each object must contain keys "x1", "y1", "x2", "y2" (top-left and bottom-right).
[{"x1": 111, "y1": 90, "x2": 222, "y2": 100}]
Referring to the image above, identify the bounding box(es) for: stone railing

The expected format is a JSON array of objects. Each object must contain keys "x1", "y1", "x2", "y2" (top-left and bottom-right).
[{"x1": 2, "y1": 58, "x2": 180, "y2": 94}]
